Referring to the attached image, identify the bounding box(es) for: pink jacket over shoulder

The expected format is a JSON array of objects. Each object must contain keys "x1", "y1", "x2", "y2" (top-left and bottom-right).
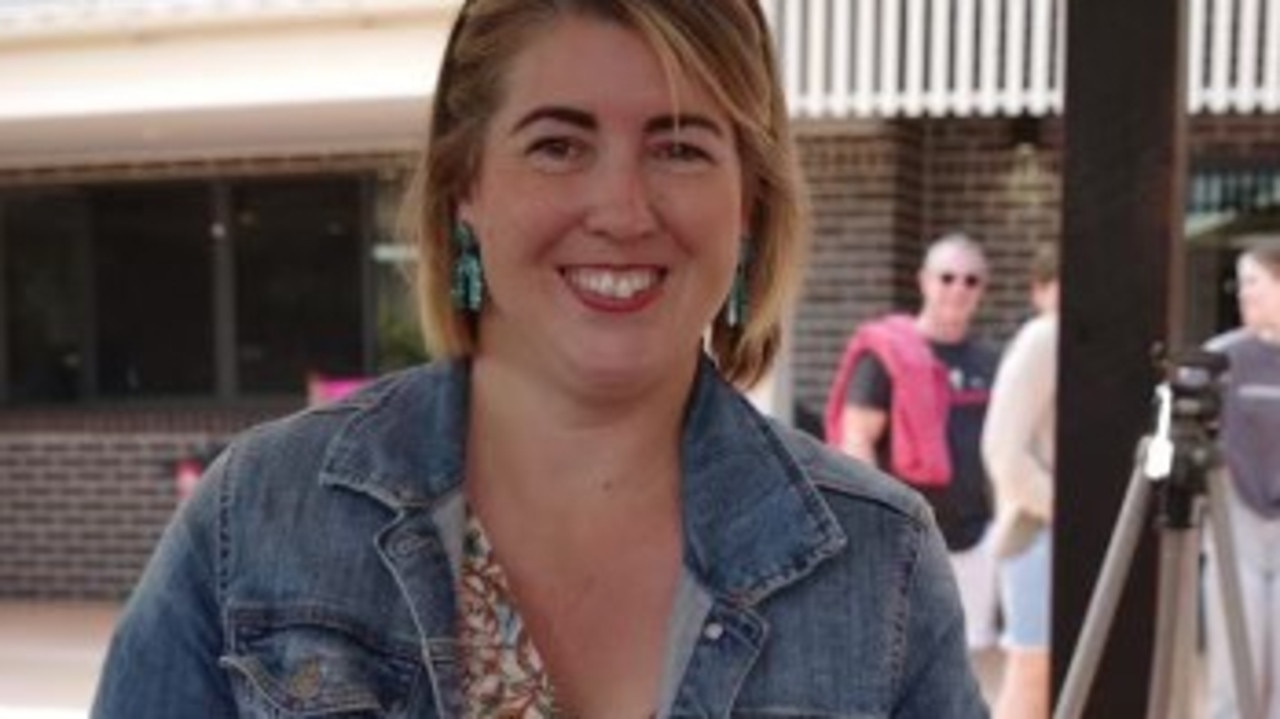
[{"x1": 823, "y1": 314, "x2": 953, "y2": 487}]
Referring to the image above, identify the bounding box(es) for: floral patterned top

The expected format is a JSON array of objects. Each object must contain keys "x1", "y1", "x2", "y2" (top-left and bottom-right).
[{"x1": 457, "y1": 509, "x2": 561, "y2": 718}]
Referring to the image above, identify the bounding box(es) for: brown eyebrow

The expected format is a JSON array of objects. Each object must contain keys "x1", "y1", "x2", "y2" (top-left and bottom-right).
[
  {"x1": 509, "y1": 106, "x2": 726, "y2": 138},
  {"x1": 510, "y1": 106, "x2": 596, "y2": 134}
]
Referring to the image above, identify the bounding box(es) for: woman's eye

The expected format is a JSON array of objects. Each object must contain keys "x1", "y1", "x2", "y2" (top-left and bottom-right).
[
  {"x1": 524, "y1": 136, "x2": 593, "y2": 173},
  {"x1": 527, "y1": 137, "x2": 582, "y2": 162},
  {"x1": 655, "y1": 141, "x2": 712, "y2": 164}
]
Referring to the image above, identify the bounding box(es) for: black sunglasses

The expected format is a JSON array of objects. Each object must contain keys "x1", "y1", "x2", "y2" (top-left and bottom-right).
[{"x1": 938, "y1": 272, "x2": 984, "y2": 288}]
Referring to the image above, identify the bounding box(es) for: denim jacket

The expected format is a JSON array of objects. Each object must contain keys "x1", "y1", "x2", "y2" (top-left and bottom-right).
[{"x1": 92, "y1": 359, "x2": 988, "y2": 718}]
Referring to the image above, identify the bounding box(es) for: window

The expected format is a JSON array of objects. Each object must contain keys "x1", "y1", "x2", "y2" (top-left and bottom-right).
[
  {"x1": 233, "y1": 178, "x2": 365, "y2": 394},
  {"x1": 3, "y1": 191, "x2": 91, "y2": 402},
  {"x1": 371, "y1": 174, "x2": 425, "y2": 374},
  {"x1": 94, "y1": 183, "x2": 214, "y2": 397},
  {"x1": 0, "y1": 172, "x2": 416, "y2": 406}
]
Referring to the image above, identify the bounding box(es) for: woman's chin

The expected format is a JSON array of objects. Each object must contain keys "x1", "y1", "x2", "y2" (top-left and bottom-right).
[{"x1": 560, "y1": 345, "x2": 694, "y2": 399}]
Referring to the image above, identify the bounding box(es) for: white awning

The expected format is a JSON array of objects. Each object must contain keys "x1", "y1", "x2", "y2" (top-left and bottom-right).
[{"x1": 0, "y1": 1, "x2": 456, "y2": 170}]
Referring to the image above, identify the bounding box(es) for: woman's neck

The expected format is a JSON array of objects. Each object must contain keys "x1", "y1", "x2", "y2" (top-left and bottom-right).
[{"x1": 464, "y1": 353, "x2": 690, "y2": 520}]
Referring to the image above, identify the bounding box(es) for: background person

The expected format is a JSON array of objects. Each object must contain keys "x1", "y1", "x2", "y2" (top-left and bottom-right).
[
  {"x1": 91, "y1": 1, "x2": 988, "y2": 717},
  {"x1": 1203, "y1": 235, "x2": 1280, "y2": 719},
  {"x1": 982, "y1": 242, "x2": 1059, "y2": 719},
  {"x1": 825, "y1": 233, "x2": 1001, "y2": 652}
]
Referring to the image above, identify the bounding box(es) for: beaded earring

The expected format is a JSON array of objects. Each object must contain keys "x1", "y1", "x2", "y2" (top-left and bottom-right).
[
  {"x1": 725, "y1": 241, "x2": 751, "y2": 328},
  {"x1": 451, "y1": 222, "x2": 485, "y2": 313}
]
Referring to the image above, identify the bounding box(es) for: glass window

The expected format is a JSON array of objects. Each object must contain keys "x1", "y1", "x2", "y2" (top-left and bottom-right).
[
  {"x1": 233, "y1": 177, "x2": 365, "y2": 394},
  {"x1": 93, "y1": 183, "x2": 214, "y2": 397},
  {"x1": 371, "y1": 173, "x2": 427, "y2": 373},
  {"x1": 3, "y1": 191, "x2": 92, "y2": 403},
  {"x1": 1, "y1": 172, "x2": 393, "y2": 406}
]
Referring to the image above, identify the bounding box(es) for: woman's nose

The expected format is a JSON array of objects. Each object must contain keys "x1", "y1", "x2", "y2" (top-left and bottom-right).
[{"x1": 583, "y1": 155, "x2": 659, "y2": 241}]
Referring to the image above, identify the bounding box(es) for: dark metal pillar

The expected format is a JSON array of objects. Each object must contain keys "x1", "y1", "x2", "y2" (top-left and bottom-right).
[
  {"x1": 1054, "y1": 0, "x2": 1189, "y2": 717},
  {"x1": 212, "y1": 182, "x2": 238, "y2": 401},
  {"x1": 0, "y1": 201, "x2": 7, "y2": 404}
]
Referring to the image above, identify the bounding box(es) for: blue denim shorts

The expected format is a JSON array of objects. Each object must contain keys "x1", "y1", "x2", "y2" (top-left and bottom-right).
[{"x1": 999, "y1": 527, "x2": 1052, "y2": 649}]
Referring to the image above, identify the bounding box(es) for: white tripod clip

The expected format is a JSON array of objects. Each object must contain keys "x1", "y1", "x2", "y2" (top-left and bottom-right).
[{"x1": 1143, "y1": 383, "x2": 1175, "y2": 481}]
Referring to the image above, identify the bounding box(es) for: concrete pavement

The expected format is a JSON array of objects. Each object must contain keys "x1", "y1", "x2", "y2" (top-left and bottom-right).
[{"x1": 0, "y1": 602, "x2": 114, "y2": 719}]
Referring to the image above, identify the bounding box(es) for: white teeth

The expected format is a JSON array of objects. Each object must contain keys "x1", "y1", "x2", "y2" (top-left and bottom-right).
[{"x1": 565, "y1": 268, "x2": 659, "y2": 300}]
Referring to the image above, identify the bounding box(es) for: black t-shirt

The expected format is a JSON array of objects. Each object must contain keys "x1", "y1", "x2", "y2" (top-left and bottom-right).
[{"x1": 845, "y1": 339, "x2": 998, "y2": 551}]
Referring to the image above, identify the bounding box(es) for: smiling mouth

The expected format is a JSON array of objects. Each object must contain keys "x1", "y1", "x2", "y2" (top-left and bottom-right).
[{"x1": 562, "y1": 266, "x2": 665, "y2": 309}]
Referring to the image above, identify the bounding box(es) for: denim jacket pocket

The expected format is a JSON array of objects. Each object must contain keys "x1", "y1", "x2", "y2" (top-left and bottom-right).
[{"x1": 221, "y1": 604, "x2": 424, "y2": 718}]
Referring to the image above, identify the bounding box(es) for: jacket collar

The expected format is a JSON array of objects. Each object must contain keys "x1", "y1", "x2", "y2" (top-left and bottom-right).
[
  {"x1": 318, "y1": 357, "x2": 846, "y2": 606},
  {"x1": 676, "y1": 357, "x2": 847, "y2": 605},
  {"x1": 318, "y1": 361, "x2": 470, "y2": 508}
]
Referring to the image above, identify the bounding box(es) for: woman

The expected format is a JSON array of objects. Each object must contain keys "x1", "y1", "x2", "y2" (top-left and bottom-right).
[
  {"x1": 1204, "y1": 236, "x2": 1280, "y2": 719},
  {"x1": 981, "y1": 242, "x2": 1059, "y2": 719},
  {"x1": 92, "y1": 1, "x2": 987, "y2": 716}
]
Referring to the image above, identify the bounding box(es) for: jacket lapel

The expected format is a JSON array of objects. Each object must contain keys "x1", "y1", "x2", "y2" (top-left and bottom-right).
[{"x1": 664, "y1": 360, "x2": 848, "y2": 714}]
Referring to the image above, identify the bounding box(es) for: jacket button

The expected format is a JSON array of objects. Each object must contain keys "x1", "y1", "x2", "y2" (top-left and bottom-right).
[{"x1": 703, "y1": 622, "x2": 724, "y2": 641}]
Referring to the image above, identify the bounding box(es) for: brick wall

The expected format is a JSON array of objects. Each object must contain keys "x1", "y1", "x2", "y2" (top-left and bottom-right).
[
  {"x1": 0, "y1": 407, "x2": 291, "y2": 599},
  {"x1": 792, "y1": 121, "x2": 925, "y2": 423},
  {"x1": 921, "y1": 118, "x2": 1064, "y2": 339},
  {"x1": 1190, "y1": 114, "x2": 1280, "y2": 163}
]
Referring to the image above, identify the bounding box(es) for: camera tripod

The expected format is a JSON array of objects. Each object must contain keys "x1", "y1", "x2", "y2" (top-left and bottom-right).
[{"x1": 1054, "y1": 351, "x2": 1262, "y2": 719}]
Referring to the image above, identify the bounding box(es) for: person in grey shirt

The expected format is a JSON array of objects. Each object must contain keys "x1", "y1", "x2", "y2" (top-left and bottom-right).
[{"x1": 1204, "y1": 235, "x2": 1280, "y2": 719}]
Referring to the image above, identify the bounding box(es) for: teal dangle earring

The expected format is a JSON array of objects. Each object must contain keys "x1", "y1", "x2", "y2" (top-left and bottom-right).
[
  {"x1": 725, "y1": 240, "x2": 751, "y2": 328},
  {"x1": 451, "y1": 222, "x2": 485, "y2": 313}
]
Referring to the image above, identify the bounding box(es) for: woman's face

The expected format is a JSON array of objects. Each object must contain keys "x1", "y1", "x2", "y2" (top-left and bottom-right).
[
  {"x1": 458, "y1": 15, "x2": 746, "y2": 395},
  {"x1": 1237, "y1": 253, "x2": 1280, "y2": 334}
]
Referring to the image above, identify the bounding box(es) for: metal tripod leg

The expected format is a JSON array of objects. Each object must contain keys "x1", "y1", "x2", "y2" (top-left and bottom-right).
[
  {"x1": 1054, "y1": 454, "x2": 1154, "y2": 719},
  {"x1": 1205, "y1": 468, "x2": 1262, "y2": 719},
  {"x1": 1147, "y1": 520, "x2": 1201, "y2": 719}
]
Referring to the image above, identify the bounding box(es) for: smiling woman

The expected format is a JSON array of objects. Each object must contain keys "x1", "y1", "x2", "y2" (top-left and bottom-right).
[
  {"x1": 91, "y1": 2, "x2": 989, "y2": 717},
  {"x1": 412, "y1": 0, "x2": 804, "y2": 390},
  {"x1": 457, "y1": 15, "x2": 747, "y2": 400}
]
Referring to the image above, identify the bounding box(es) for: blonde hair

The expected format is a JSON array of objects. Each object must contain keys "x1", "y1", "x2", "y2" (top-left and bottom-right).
[{"x1": 401, "y1": 0, "x2": 808, "y2": 388}]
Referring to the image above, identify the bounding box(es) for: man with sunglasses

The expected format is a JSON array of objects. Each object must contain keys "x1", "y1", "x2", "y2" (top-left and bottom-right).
[{"x1": 825, "y1": 232, "x2": 1001, "y2": 653}]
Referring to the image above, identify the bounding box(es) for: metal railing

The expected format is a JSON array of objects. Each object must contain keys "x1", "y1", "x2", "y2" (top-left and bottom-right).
[
  {"x1": 763, "y1": 0, "x2": 1280, "y2": 119},
  {"x1": 3, "y1": 0, "x2": 1279, "y2": 118},
  {"x1": 1189, "y1": 0, "x2": 1280, "y2": 113}
]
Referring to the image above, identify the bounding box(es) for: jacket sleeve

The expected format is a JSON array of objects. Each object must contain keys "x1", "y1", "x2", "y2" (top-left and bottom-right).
[
  {"x1": 91, "y1": 450, "x2": 238, "y2": 718},
  {"x1": 981, "y1": 317, "x2": 1056, "y2": 522},
  {"x1": 890, "y1": 519, "x2": 991, "y2": 718}
]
